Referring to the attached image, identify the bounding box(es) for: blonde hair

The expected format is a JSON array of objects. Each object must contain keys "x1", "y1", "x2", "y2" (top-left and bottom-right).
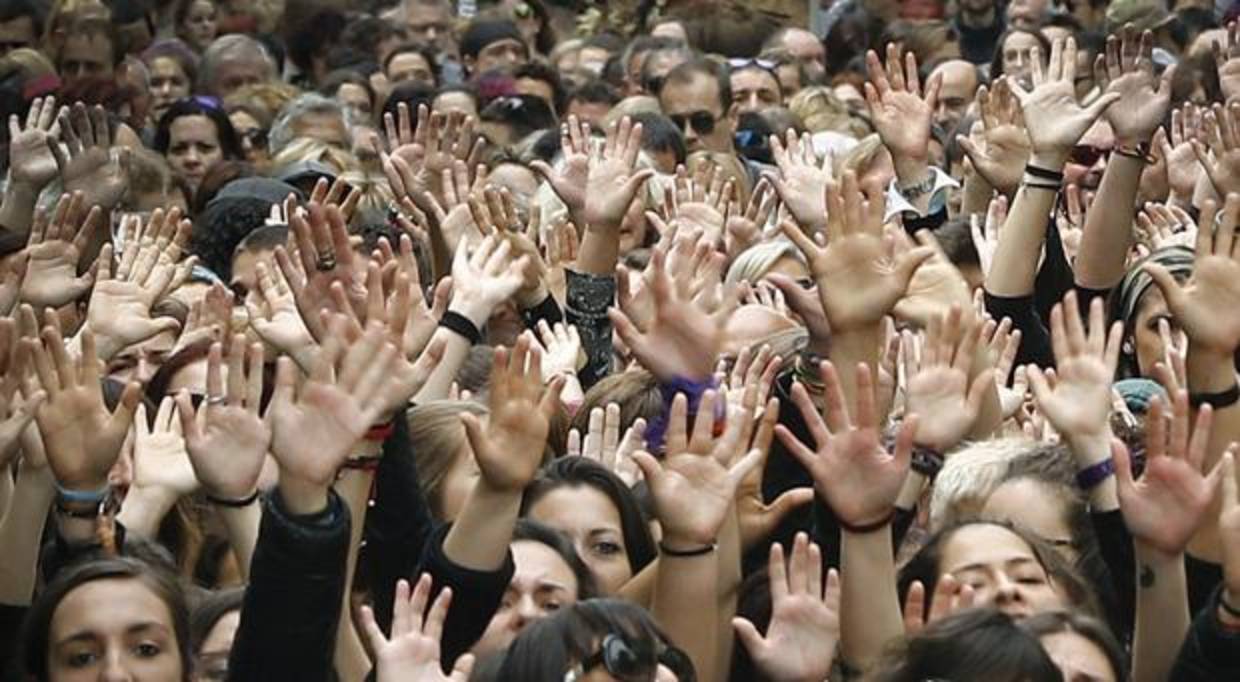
[
  {"x1": 406, "y1": 401, "x2": 489, "y2": 518},
  {"x1": 224, "y1": 81, "x2": 301, "y2": 129},
  {"x1": 338, "y1": 170, "x2": 395, "y2": 219},
  {"x1": 788, "y1": 86, "x2": 869, "y2": 139},
  {"x1": 929, "y1": 437, "x2": 1040, "y2": 530},
  {"x1": 724, "y1": 240, "x2": 804, "y2": 286},
  {"x1": 834, "y1": 133, "x2": 884, "y2": 180},
  {"x1": 270, "y1": 136, "x2": 360, "y2": 175}
]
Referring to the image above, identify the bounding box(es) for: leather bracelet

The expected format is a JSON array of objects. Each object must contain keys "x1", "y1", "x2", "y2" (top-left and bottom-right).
[
  {"x1": 1113, "y1": 143, "x2": 1153, "y2": 164},
  {"x1": 1024, "y1": 164, "x2": 1064, "y2": 182},
  {"x1": 837, "y1": 509, "x2": 895, "y2": 534},
  {"x1": 1188, "y1": 384, "x2": 1240, "y2": 409},
  {"x1": 207, "y1": 490, "x2": 260, "y2": 508},
  {"x1": 439, "y1": 310, "x2": 481, "y2": 345},
  {"x1": 659, "y1": 541, "x2": 716, "y2": 557},
  {"x1": 1075, "y1": 459, "x2": 1115, "y2": 490},
  {"x1": 53, "y1": 482, "x2": 110, "y2": 504}
]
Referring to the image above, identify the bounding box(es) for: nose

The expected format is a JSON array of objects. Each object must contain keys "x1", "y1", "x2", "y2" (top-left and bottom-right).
[
  {"x1": 100, "y1": 650, "x2": 133, "y2": 681},
  {"x1": 992, "y1": 574, "x2": 1023, "y2": 608},
  {"x1": 512, "y1": 595, "x2": 543, "y2": 630}
]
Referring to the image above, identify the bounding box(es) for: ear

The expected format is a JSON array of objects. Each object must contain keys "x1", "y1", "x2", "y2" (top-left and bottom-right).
[{"x1": 1122, "y1": 337, "x2": 1135, "y2": 355}]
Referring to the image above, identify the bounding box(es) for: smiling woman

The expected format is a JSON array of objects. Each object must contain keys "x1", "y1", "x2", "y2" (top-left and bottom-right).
[{"x1": 20, "y1": 557, "x2": 191, "y2": 682}]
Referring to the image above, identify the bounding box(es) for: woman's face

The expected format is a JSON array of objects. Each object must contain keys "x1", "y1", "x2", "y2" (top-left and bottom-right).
[
  {"x1": 1040, "y1": 631, "x2": 1117, "y2": 682},
  {"x1": 335, "y1": 83, "x2": 372, "y2": 123},
  {"x1": 1002, "y1": 32, "x2": 1043, "y2": 87},
  {"x1": 227, "y1": 110, "x2": 265, "y2": 164},
  {"x1": 48, "y1": 577, "x2": 182, "y2": 682},
  {"x1": 982, "y1": 478, "x2": 1078, "y2": 561},
  {"x1": 432, "y1": 91, "x2": 478, "y2": 118},
  {"x1": 194, "y1": 609, "x2": 239, "y2": 682},
  {"x1": 182, "y1": 0, "x2": 218, "y2": 51},
  {"x1": 149, "y1": 57, "x2": 191, "y2": 121},
  {"x1": 166, "y1": 114, "x2": 223, "y2": 190},
  {"x1": 526, "y1": 485, "x2": 633, "y2": 594},
  {"x1": 1132, "y1": 286, "x2": 1177, "y2": 377},
  {"x1": 938, "y1": 523, "x2": 1065, "y2": 619},
  {"x1": 472, "y1": 540, "x2": 579, "y2": 655}
]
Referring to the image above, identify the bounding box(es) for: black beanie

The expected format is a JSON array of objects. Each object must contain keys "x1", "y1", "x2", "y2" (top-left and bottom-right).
[{"x1": 459, "y1": 19, "x2": 525, "y2": 60}]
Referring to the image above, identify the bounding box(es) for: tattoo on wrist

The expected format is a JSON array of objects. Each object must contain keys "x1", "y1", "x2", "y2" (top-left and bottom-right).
[{"x1": 1139, "y1": 564, "x2": 1155, "y2": 589}]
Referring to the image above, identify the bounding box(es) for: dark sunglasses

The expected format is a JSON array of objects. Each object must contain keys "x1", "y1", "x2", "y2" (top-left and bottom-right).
[
  {"x1": 643, "y1": 74, "x2": 666, "y2": 94},
  {"x1": 1068, "y1": 144, "x2": 1110, "y2": 167},
  {"x1": 239, "y1": 128, "x2": 268, "y2": 148},
  {"x1": 669, "y1": 110, "x2": 716, "y2": 136},
  {"x1": 571, "y1": 633, "x2": 695, "y2": 682}
]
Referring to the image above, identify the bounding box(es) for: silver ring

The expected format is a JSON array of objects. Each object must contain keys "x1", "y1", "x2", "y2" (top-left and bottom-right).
[{"x1": 205, "y1": 395, "x2": 226, "y2": 406}]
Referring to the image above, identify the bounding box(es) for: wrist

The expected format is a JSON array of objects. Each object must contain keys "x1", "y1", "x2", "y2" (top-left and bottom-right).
[
  {"x1": 1065, "y1": 431, "x2": 1113, "y2": 467},
  {"x1": 276, "y1": 475, "x2": 330, "y2": 516},
  {"x1": 447, "y1": 297, "x2": 492, "y2": 329},
  {"x1": 660, "y1": 530, "x2": 718, "y2": 550},
  {"x1": 1028, "y1": 150, "x2": 1069, "y2": 170},
  {"x1": 893, "y1": 156, "x2": 931, "y2": 185},
  {"x1": 1134, "y1": 539, "x2": 1183, "y2": 565}
]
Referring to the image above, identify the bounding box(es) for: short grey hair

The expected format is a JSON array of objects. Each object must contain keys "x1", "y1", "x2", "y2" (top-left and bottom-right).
[
  {"x1": 198, "y1": 34, "x2": 276, "y2": 94},
  {"x1": 268, "y1": 93, "x2": 351, "y2": 155}
]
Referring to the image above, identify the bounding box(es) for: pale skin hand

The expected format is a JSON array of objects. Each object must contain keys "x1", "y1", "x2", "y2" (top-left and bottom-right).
[
  {"x1": 765, "y1": 131, "x2": 830, "y2": 233},
  {"x1": 957, "y1": 79, "x2": 1031, "y2": 195},
  {"x1": 1213, "y1": 21, "x2": 1240, "y2": 104},
  {"x1": 733, "y1": 534, "x2": 841, "y2": 682},
  {"x1": 49, "y1": 102, "x2": 129, "y2": 210},
  {"x1": 8, "y1": 96, "x2": 61, "y2": 190},
  {"x1": 18, "y1": 192, "x2": 99, "y2": 309},
  {"x1": 1194, "y1": 102, "x2": 1240, "y2": 198},
  {"x1": 581, "y1": 116, "x2": 654, "y2": 230},
  {"x1": 903, "y1": 306, "x2": 994, "y2": 452},
  {"x1": 359, "y1": 575, "x2": 475, "y2": 682},
  {"x1": 530, "y1": 115, "x2": 591, "y2": 218},
  {"x1": 129, "y1": 398, "x2": 197, "y2": 498},
  {"x1": 864, "y1": 44, "x2": 940, "y2": 168},
  {"x1": 1093, "y1": 26, "x2": 1174, "y2": 147}
]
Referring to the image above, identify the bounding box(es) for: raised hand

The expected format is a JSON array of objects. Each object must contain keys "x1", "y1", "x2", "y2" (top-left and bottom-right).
[
  {"x1": 86, "y1": 209, "x2": 191, "y2": 361},
  {"x1": 268, "y1": 317, "x2": 402, "y2": 514},
  {"x1": 1157, "y1": 104, "x2": 1204, "y2": 200},
  {"x1": 904, "y1": 306, "x2": 994, "y2": 452},
  {"x1": 26, "y1": 321, "x2": 140, "y2": 491},
  {"x1": 970, "y1": 193, "x2": 1006, "y2": 277},
  {"x1": 530, "y1": 115, "x2": 592, "y2": 218},
  {"x1": 733, "y1": 534, "x2": 841, "y2": 682},
  {"x1": 778, "y1": 360, "x2": 917, "y2": 528},
  {"x1": 568, "y1": 404, "x2": 645, "y2": 486},
  {"x1": 384, "y1": 104, "x2": 481, "y2": 211},
  {"x1": 725, "y1": 178, "x2": 778, "y2": 257},
  {"x1": 1220, "y1": 452, "x2": 1240, "y2": 615},
  {"x1": 130, "y1": 398, "x2": 197, "y2": 498},
  {"x1": 279, "y1": 201, "x2": 363, "y2": 342},
  {"x1": 582, "y1": 116, "x2": 653, "y2": 229},
  {"x1": 447, "y1": 234, "x2": 528, "y2": 329},
  {"x1": 535, "y1": 319, "x2": 581, "y2": 381},
  {"x1": 49, "y1": 102, "x2": 129, "y2": 210},
  {"x1": 734, "y1": 390, "x2": 813, "y2": 551},
  {"x1": 766, "y1": 131, "x2": 830, "y2": 234},
  {"x1": 461, "y1": 334, "x2": 563, "y2": 493},
  {"x1": 18, "y1": 192, "x2": 99, "y2": 308},
  {"x1": 781, "y1": 171, "x2": 933, "y2": 332},
  {"x1": 0, "y1": 316, "x2": 44, "y2": 467},
  {"x1": 1094, "y1": 25, "x2": 1174, "y2": 147},
  {"x1": 246, "y1": 261, "x2": 317, "y2": 369},
  {"x1": 1213, "y1": 22, "x2": 1240, "y2": 104},
  {"x1": 666, "y1": 162, "x2": 730, "y2": 246},
  {"x1": 176, "y1": 337, "x2": 272, "y2": 502},
  {"x1": 610, "y1": 245, "x2": 734, "y2": 381},
  {"x1": 1145, "y1": 194, "x2": 1240, "y2": 356},
  {"x1": 1009, "y1": 37, "x2": 1120, "y2": 167},
  {"x1": 902, "y1": 574, "x2": 975, "y2": 635},
  {"x1": 957, "y1": 79, "x2": 1031, "y2": 194},
  {"x1": 631, "y1": 389, "x2": 763, "y2": 548},
  {"x1": 892, "y1": 229, "x2": 975, "y2": 327},
  {"x1": 1194, "y1": 102, "x2": 1240, "y2": 197},
  {"x1": 359, "y1": 575, "x2": 475, "y2": 682},
  {"x1": 864, "y1": 44, "x2": 939, "y2": 166},
  {"x1": 1113, "y1": 390, "x2": 1225, "y2": 556},
  {"x1": 8, "y1": 96, "x2": 62, "y2": 189}
]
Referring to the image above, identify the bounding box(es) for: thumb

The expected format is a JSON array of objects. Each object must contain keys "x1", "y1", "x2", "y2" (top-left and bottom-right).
[
  {"x1": 459, "y1": 412, "x2": 489, "y2": 460},
  {"x1": 450, "y1": 654, "x2": 476, "y2": 681},
  {"x1": 728, "y1": 447, "x2": 766, "y2": 489},
  {"x1": 966, "y1": 368, "x2": 996, "y2": 415},
  {"x1": 955, "y1": 134, "x2": 981, "y2": 163},
  {"x1": 895, "y1": 246, "x2": 935, "y2": 287},
  {"x1": 623, "y1": 169, "x2": 656, "y2": 197},
  {"x1": 630, "y1": 450, "x2": 662, "y2": 486},
  {"x1": 1083, "y1": 92, "x2": 1122, "y2": 120},
  {"x1": 529, "y1": 160, "x2": 554, "y2": 182},
  {"x1": 731, "y1": 617, "x2": 766, "y2": 655},
  {"x1": 765, "y1": 487, "x2": 815, "y2": 525},
  {"x1": 108, "y1": 380, "x2": 142, "y2": 435},
  {"x1": 1112, "y1": 437, "x2": 1136, "y2": 496}
]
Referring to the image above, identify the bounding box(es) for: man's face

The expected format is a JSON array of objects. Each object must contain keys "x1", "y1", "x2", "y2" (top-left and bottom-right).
[
  {"x1": 780, "y1": 29, "x2": 826, "y2": 83},
  {"x1": 0, "y1": 16, "x2": 36, "y2": 56},
  {"x1": 472, "y1": 38, "x2": 527, "y2": 76},
  {"x1": 387, "y1": 51, "x2": 436, "y2": 86},
  {"x1": 565, "y1": 99, "x2": 610, "y2": 128},
  {"x1": 406, "y1": 1, "x2": 452, "y2": 53},
  {"x1": 59, "y1": 33, "x2": 115, "y2": 86},
  {"x1": 211, "y1": 56, "x2": 271, "y2": 97},
  {"x1": 514, "y1": 77, "x2": 554, "y2": 112},
  {"x1": 930, "y1": 61, "x2": 978, "y2": 133},
  {"x1": 730, "y1": 67, "x2": 782, "y2": 116},
  {"x1": 1064, "y1": 119, "x2": 1114, "y2": 191},
  {"x1": 1006, "y1": 0, "x2": 1050, "y2": 29},
  {"x1": 661, "y1": 73, "x2": 733, "y2": 154},
  {"x1": 292, "y1": 111, "x2": 350, "y2": 150}
]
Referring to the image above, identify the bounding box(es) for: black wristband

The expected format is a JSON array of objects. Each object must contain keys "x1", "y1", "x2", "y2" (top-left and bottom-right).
[
  {"x1": 1189, "y1": 384, "x2": 1240, "y2": 409},
  {"x1": 55, "y1": 499, "x2": 102, "y2": 519},
  {"x1": 659, "y1": 541, "x2": 716, "y2": 557},
  {"x1": 439, "y1": 310, "x2": 482, "y2": 345},
  {"x1": 1024, "y1": 164, "x2": 1064, "y2": 182},
  {"x1": 910, "y1": 445, "x2": 945, "y2": 479},
  {"x1": 837, "y1": 509, "x2": 895, "y2": 534},
  {"x1": 207, "y1": 490, "x2": 259, "y2": 508}
]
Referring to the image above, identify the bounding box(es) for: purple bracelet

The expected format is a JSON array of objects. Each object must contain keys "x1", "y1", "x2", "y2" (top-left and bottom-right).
[
  {"x1": 1075, "y1": 459, "x2": 1115, "y2": 491},
  {"x1": 644, "y1": 375, "x2": 721, "y2": 455}
]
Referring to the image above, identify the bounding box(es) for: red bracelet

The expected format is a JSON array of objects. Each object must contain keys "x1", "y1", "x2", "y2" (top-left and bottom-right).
[
  {"x1": 341, "y1": 457, "x2": 382, "y2": 472},
  {"x1": 365, "y1": 420, "x2": 396, "y2": 442}
]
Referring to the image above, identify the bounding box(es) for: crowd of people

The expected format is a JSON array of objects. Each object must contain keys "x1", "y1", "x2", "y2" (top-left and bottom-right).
[{"x1": 1, "y1": 0, "x2": 1240, "y2": 680}]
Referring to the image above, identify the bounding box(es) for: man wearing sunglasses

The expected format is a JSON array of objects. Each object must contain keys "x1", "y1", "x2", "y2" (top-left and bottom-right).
[
  {"x1": 657, "y1": 58, "x2": 734, "y2": 155},
  {"x1": 1064, "y1": 119, "x2": 1114, "y2": 192}
]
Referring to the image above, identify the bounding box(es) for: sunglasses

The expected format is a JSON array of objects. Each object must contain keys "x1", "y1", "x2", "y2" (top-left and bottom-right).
[
  {"x1": 239, "y1": 128, "x2": 268, "y2": 148},
  {"x1": 643, "y1": 74, "x2": 666, "y2": 94},
  {"x1": 669, "y1": 110, "x2": 716, "y2": 136},
  {"x1": 727, "y1": 57, "x2": 778, "y2": 74},
  {"x1": 1068, "y1": 144, "x2": 1110, "y2": 167},
  {"x1": 566, "y1": 634, "x2": 695, "y2": 682}
]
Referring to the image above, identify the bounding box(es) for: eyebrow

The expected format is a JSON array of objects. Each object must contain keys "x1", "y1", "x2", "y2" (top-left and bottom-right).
[{"x1": 58, "y1": 622, "x2": 169, "y2": 645}]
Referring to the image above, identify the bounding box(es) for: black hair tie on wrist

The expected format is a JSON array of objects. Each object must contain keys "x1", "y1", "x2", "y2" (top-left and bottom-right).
[
  {"x1": 1024, "y1": 164, "x2": 1064, "y2": 182},
  {"x1": 207, "y1": 490, "x2": 259, "y2": 508},
  {"x1": 1189, "y1": 384, "x2": 1240, "y2": 409},
  {"x1": 659, "y1": 542, "x2": 716, "y2": 557},
  {"x1": 439, "y1": 311, "x2": 482, "y2": 345}
]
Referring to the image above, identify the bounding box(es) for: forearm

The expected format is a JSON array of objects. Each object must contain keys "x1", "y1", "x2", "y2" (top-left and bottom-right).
[
  {"x1": 985, "y1": 184, "x2": 1056, "y2": 296},
  {"x1": 218, "y1": 502, "x2": 261, "y2": 581},
  {"x1": 116, "y1": 487, "x2": 180, "y2": 537},
  {"x1": 839, "y1": 526, "x2": 903, "y2": 670},
  {"x1": 713, "y1": 508, "x2": 741, "y2": 682},
  {"x1": 1185, "y1": 346, "x2": 1238, "y2": 562},
  {"x1": 652, "y1": 547, "x2": 719, "y2": 682},
  {"x1": 442, "y1": 479, "x2": 521, "y2": 571},
  {"x1": 0, "y1": 181, "x2": 39, "y2": 235},
  {"x1": 966, "y1": 342, "x2": 1002, "y2": 441},
  {"x1": 0, "y1": 464, "x2": 54, "y2": 604},
  {"x1": 1075, "y1": 156, "x2": 1143, "y2": 289},
  {"x1": 1065, "y1": 431, "x2": 1119, "y2": 511},
  {"x1": 617, "y1": 558, "x2": 657, "y2": 608},
  {"x1": 1132, "y1": 544, "x2": 1191, "y2": 682},
  {"x1": 893, "y1": 156, "x2": 933, "y2": 215},
  {"x1": 575, "y1": 224, "x2": 620, "y2": 276},
  {"x1": 827, "y1": 327, "x2": 881, "y2": 421},
  {"x1": 960, "y1": 172, "x2": 996, "y2": 217},
  {"x1": 334, "y1": 468, "x2": 376, "y2": 682}
]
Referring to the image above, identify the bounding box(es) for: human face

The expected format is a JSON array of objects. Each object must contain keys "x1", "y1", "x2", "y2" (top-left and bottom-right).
[
  {"x1": 47, "y1": 577, "x2": 183, "y2": 682},
  {"x1": 983, "y1": 478, "x2": 1078, "y2": 560},
  {"x1": 433, "y1": 91, "x2": 478, "y2": 118},
  {"x1": 181, "y1": 0, "x2": 218, "y2": 51},
  {"x1": 336, "y1": 83, "x2": 372, "y2": 122},
  {"x1": 0, "y1": 15, "x2": 36, "y2": 55},
  {"x1": 150, "y1": 57, "x2": 191, "y2": 120},
  {"x1": 938, "y1": 523, "x2": 1065, "y2": 618},
  {"x1": 167, "y1": 114, "x2": 223, "y2": 190},
  {"x1": 774, "y1": 62, "x2": 803, "y2": 96},
  {"x1": 527, "y1": 485, "x2": 633, "y2": 594},
  {"x1": 660, "y1": 74, "x2": 732, "y2": 154},
  {"x1": 1131, "y1": 286, "x2": 1179, "y2": 377},
  {"x1": 515, "y1": 77, "x2": 555, "y2": 112},
  {"x1": 194, "y1": 610, "x2": 239, "y2": 682},
  {"x1": 472, "y1": 38, "x2": 528, "y2": 76},
  {"x1": 931, "y1": 60, "x2": 977, "y2": 133},
  {"x1": 210, "y1": 57, "x2": 270, "y2": 98},
  {"x1": 1001, "y1": 32, "x2": 1043, "y2": 88},
  {"x1": 387, "y1": 51, "x2": 435, "y2": 86},
  {"x1": 472, "y1": 540, "x2": 579, "y2": 655},
  {"x1": 780, "y1": 29, "x2": 826, "y2": 83},
  {"x1": 1007, "y1": 0, "x2": 1050, "y2": 29},
  {"x1": 1063, "y1": 120, "x2": 1113, "y2": 191},
  {"x1": 566, "y1": 100, "x2": 611, "y2": 129},
  {"x1": 406, "y1": 2, "x2": 452, "y2": 53},
  {"x1": 107, "y1": 329, "x2": 179, "y2": 385},
  {"x1": 59, "y1": 33, "x2": 115, "y2": 86},
  {"x1": 1040, "y1": 631, "x2": 1117, "y2": 682},
  {"x1": 228, "y1": 110, "x2": 265, "y2": 164},
  {"x1": 292, "y1": 111, "x2": 350, "y2": 150},
  {"x1": 730, "y1": 67, "x2": 781, "y2": 116}
]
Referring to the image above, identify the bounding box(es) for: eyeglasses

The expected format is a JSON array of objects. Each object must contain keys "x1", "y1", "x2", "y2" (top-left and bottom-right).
[
  {"x1": 669, "y1": 110, "x2": 717, "y2": 136},
  {"x1": 565, "y1": 634, "x2": 696, "y2": 682},
  {"x1": 1068, "y1": 144, "x2": 1111, "y2": 167},
  {"x1": 727, "y1": 57, "x2": 778, "y2": 74},
  {"x1": 238, "y1": 128, "x2": 268, "y2": 149}
]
